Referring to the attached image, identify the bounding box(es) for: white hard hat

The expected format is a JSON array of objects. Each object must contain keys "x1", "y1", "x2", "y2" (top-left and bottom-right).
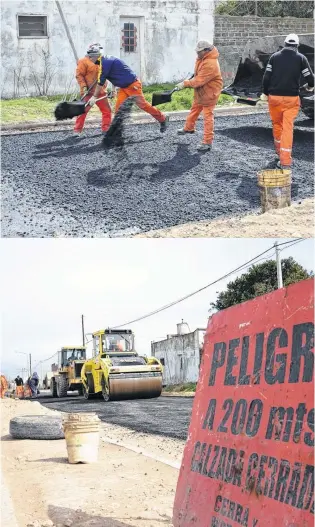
[
  {"x1": 284, "y1": 34, "x2": 299, "y2": 46},
  {"x1": 195, "y1": 40, "x2": 213, "y2": 52},
  {"x1": 87, "y1": 43, "x2": 103, "y2": 56}
]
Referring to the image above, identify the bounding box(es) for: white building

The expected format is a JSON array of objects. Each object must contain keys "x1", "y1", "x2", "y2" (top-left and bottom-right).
[
  {"x1": 151, "y1": 321, "x2": 206, "y2": 385},
  {"x1": 1, "y1": 0, "x2": 214, "y2": 98}
]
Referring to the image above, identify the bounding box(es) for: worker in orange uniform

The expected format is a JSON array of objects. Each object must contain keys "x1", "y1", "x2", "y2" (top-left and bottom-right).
[
  {"x1": 0, "y1": 374, "x2": 8, "y2": 398},
  {"x1": 262, "y1": 33, "x2": 314, "y2": 169},
  {"x1": 175, "y1": 40, "x2": 223, "y2": 152},
  {"x1": 74, "y1": 43, "x2": 112, "y2": 137},
  {"x1": 87, "y1": 52, "x2": 169, "y2": 133},
  {"x1": 14, "y1": 375, "x2": 25, "y2": 399}
]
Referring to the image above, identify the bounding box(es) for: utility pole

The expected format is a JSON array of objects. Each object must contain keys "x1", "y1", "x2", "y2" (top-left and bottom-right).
[
  {"x1": 29, "y1": 354, "x2": 32, "y2": 376},
  {"x1": 81, "y1": 314, "x2": 85, "y2": 346},
  {"x1": 275, "y1": 241, "x2": 283, "y2": 289}
]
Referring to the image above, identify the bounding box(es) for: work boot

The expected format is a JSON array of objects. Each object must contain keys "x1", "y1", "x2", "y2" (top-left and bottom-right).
[
  {"x1": 197, "y1": 143, "x2": 212, "y2": 152},
  {"x1": 160, "y1": 115, "x2": 170, "y2": 133},
  {"x1": 277, "y1": 161, "x2": 292, "y2": 170},
  {"x1": 177, "y1": 128, "x2": 195, "y2": 135},
  {"x1": 73, "y1": 131, "x2": 86, "y2": 138}
]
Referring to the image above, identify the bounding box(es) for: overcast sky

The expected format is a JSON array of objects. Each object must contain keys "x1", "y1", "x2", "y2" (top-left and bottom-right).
[{"x1": 1, "y1": 238, "x2": 313, "y2": 379}]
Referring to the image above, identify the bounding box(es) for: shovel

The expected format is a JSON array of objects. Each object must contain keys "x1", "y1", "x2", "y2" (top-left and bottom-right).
[
  {"x1": 54, "y1": 80, "x2": 108, "y2": 121},
  {"x1": 152, "y1": 74, "x2": 194, "y2": 107}
]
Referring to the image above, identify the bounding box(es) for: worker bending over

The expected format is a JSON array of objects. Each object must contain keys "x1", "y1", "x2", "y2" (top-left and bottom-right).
[
  {"x1": 175, "y1": 40, "x2": 223, "y2": 152},
  {"x1": 262, "y1": 33, "x2": 314, "y2": 169},
  {"x1": 88, "y1": 51, "x2": 169, "y2": 133},
  {"x1": 74, "y1": 43, "x2": 112, "y2": 137}
]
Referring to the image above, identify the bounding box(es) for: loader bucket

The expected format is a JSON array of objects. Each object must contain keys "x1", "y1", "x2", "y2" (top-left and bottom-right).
[{"x1": 222, "y1": 34, "x2": 314, "y2": 104}]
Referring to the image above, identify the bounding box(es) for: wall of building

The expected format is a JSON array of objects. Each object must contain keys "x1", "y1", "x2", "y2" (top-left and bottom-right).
[
  {"x1": 1, "y1": 0, "x2": 214, "y2": 98},
  {"x1": 151, "y1": 329, "x2": 206, "y2": 385},
  {"x1": 214, "y1": 15, "x2": 314, "y2": 83}
]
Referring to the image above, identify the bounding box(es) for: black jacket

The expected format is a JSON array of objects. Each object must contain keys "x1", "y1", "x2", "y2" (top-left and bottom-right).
[{"x1": 263, "y1": 47, "x2": 314, "y2": 96}]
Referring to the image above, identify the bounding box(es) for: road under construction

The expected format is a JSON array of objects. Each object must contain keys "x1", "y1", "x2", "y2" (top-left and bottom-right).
[{"x1": 2, "y1": 112, "x2": 313, "y2": 237}]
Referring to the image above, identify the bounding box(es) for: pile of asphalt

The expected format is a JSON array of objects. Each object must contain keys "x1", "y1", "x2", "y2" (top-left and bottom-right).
[
  {"x1": 1, "y1": 113, "x2": 313, "y2": 237},
  {"x1": 40, "y1": 396, "x2": 193, "y2": 440}
]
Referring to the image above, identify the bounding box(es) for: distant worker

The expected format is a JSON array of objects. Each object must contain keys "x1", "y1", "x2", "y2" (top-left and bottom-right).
[
  {"x1": 87, "y1": 49, "x2": 169, "y2": 133},
  {"x1": 0, "y1": 374, "x2": 8, "y2": 398},
  {"x1": 262, "y1": 33, "x2": 314, "y2": 169},
  {"x1": 14, "y1": 375, "x2": 24, "y2": 399},
  {"x1": 27, "y1": 372, "x2": 39, "y2": 398},
  {"x1": 175, "y1": 40, "x2": 223, "y2": 151},
  {"x1": 74, "y1": 43, "x2": 112, "y2": 138}
]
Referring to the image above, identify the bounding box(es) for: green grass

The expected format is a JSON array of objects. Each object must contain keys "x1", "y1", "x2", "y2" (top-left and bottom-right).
[
  {"x1": 0, "y1": 86, "x2": 234, "y2": 124},
  {"x1": 163, "y1": 382, "x2": 197, "y2": 393}
]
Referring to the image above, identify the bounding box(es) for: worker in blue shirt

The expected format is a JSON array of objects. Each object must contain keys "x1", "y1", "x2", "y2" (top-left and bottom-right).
[{"x1": 88, "y1": 46, "x2": 169, "y2": 133}]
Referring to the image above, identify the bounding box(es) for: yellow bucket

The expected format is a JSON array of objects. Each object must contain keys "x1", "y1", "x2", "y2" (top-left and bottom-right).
[
  {"x1": 63, "y1": 413, "x2": 100, "y2": 464},
  {"x1": 257, "y1": 169, "x2": 292, "y2": 212}
]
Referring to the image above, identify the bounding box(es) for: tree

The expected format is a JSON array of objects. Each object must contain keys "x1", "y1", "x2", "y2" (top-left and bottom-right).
[
  {"x1": 215, "y1": 1, "x2": 313, "y2": 18},
  {"x1": 211, "y1": 257, "x2": 313, "y2": 311}
]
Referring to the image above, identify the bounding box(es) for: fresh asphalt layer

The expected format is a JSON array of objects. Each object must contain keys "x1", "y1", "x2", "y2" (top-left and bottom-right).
[
  {"x1": 2, "y1": 113, "x2": 313, "y2": 237},
  {"x1": 39, "y1": 394, "x2": 193, "y2": 440}
]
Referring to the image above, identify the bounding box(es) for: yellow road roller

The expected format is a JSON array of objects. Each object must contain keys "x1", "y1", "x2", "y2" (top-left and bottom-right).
[{"x1": 81, "y1": 328, "x2": 163, "y2": 401}]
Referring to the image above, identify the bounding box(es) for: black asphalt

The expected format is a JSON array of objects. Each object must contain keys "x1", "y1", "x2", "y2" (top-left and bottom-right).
[
  {"x1": 2, "y1": 113, "x2": 313, "y2": 237},
  {"x1": 39, "y1": 394, "x2": 193, "y2": 440}
]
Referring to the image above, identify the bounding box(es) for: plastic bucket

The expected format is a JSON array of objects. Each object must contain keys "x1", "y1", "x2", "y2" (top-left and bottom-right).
[
  {"x1": 63, "y1": 413, "x2": 100, "y2": 464},
  {"x1": 257, "y1": 169, "x2": 292, "y2": 213}
]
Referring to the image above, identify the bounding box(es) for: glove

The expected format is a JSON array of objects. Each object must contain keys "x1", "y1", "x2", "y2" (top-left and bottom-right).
[
  {"x1": 260, "y1": 93, "x2": 268, "y2": 102},
  {"x1": 176, "y1": 81, "x2": 185, "y2": 90},
  {"x1": 88, "y1": 95, "x2": 97, "y2": 106},
  {"x1": 107, "y1": 89, "x2": 117, "y2": 99},
  {"x1": 306, "y1": 85, "x2": 314, "y2": 92}
]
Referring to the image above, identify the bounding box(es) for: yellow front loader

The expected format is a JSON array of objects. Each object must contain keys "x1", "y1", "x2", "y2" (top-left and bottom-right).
[
  {"x1": 50, "y1": 346, "x2": 86, "y2": 398},
  {"x1": 81, "y1": 328, "x2": 163, "y2": 401}
]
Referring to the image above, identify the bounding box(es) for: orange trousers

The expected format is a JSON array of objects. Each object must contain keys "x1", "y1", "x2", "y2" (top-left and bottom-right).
[
  {"x1": 116, "y1": 80, "x2": 165, "y2": 123},
  {"x1": 268, "y1": 95, "x2": 300, "y2": 166},
  {"x1": 74, "y1": 94, "x2": 112, "y2": 133},
  {"x1": 184, "y1": 100, "x2": 217, "y2": 144},
  {"x1": 16, "y1": 385, "x2": 25, "y2": 398}
]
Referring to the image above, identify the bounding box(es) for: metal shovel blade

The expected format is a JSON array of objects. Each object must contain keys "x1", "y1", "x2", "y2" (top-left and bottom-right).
[
  {"x1": 152, "y1": 88, "x2": 177, "y2": 107},
  {"x1": 54, "y1": 101, "x2": 86, "y2": 121}
]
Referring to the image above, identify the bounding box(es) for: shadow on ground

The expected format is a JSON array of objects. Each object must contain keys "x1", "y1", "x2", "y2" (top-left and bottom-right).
[
  {"x1": 218, "y1": 126, "x2": 314, "y2": 162},
  {"x1": 48, "y1": 505, "x2": 171, "y2": 527},
  {"x1": 87, "y1": 144, "x2": 202, "y2": 186}
]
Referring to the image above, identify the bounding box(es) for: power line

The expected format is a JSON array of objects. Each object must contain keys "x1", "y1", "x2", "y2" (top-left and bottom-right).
[
  {"x1": 30, "y1": 238, "x2": 306, "y2": 364},
  {"x1": 112, "y1": 239, "x2": 302, "y2": 328}
]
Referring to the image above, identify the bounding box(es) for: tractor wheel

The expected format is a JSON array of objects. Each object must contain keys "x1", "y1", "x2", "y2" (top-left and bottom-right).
[
  {"x1": 101, "y1": 376, "x2": 111, "y2": 402},
  {"x1": 50, "y1": 378, "x2": 57, "y2": 397},
  {"x1": 56, "y1": 375, "x2": 68, "y2": 398}
]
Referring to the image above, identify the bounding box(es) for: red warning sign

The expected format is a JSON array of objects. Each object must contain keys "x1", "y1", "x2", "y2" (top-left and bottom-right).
[{"x1": 173, "y1": 278, "x2": 314, "y2": 527}]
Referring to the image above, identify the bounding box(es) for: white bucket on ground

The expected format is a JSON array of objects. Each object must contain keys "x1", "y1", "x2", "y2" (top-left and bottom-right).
[{"x1": 63, "y1": 413, "x2": 101, "y2": 464}]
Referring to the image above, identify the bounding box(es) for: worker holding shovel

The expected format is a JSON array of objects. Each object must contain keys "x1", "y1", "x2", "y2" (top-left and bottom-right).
[
  {"x1": 87, "y1": 52, "x2": 169, "y2": 133},
  {"x1": 74, "y1": 43, "x2": 112, "y2": 138},
  {"x1": 175, "y1": 41, "x2": 223, "y2": 152}
]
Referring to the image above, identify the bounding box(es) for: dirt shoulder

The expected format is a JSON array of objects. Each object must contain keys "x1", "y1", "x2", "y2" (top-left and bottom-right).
[
  {"x1": 1, "y1": 398, "x2": 184, "y2": 527},
  {"x1": 135, "y1": 198, "x2": 314, "y2": 238}
]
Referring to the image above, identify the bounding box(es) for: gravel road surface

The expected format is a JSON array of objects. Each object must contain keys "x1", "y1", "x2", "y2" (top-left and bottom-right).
[
  {"x1": 2, "y1": 113, "x2": 313, "y2": 237},
  {"x1": 39, "y1": 394, "x2": 193, "y2": 440}
]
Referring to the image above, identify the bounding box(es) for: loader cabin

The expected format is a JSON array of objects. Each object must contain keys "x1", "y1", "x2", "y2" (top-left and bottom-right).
[
  {"x1": 59, "y1": 346, "x2": 86, "y2": 368},
  {"x1": 93, "y1": 329, "x2": 135, "y2": 357}
]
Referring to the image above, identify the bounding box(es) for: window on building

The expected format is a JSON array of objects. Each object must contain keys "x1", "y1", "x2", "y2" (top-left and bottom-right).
[
  {"x1": 121, "y1": 22, "x2": 137, "y2": 52},
  {"x1": 18, "y1": 15, "x2": 48, "y2": 38}
]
